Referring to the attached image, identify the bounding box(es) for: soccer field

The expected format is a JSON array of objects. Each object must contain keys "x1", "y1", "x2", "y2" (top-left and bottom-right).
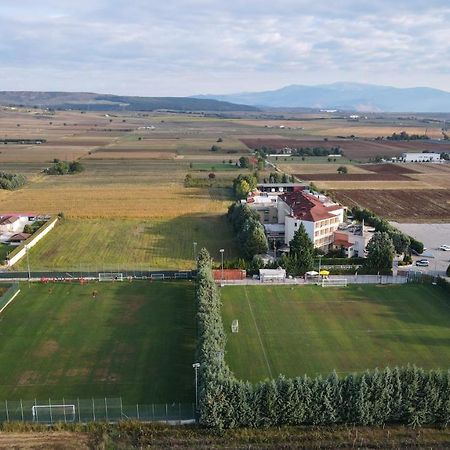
[
  {"x1": 0, "y1": 281, "x2": 196, "y2": 403},
  {"x1": 221, "y1": 284, "x2": 450, "y2": 382}
]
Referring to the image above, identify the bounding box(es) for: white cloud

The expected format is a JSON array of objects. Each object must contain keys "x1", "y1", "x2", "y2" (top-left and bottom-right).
[{"x1": 0, "y1": 0, "x2": 449, "y2": 95}]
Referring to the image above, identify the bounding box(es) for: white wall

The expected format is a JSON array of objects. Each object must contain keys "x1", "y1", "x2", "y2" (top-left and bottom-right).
[{"x1": 7, "y1": 217, "x2": 58, "y2": 267}]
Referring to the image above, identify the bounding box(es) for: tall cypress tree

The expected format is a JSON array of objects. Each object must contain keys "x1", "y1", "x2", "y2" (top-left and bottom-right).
[{"x1": 288, "y1": 222, "x2": 315, "y2": 275}]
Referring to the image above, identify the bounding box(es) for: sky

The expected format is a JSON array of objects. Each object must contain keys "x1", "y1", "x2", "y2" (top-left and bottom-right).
[{"x1": 1, "y1": 0, "x2": 449, "y2": 96}]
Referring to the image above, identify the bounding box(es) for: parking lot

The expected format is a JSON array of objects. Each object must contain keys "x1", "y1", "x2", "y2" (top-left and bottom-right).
[{"x1": 392, "y1": 222, "x2": 450, "y2": 277}]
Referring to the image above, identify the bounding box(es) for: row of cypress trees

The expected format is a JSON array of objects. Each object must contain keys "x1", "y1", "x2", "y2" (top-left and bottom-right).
[{"x1": 195, "y1": 249, "x2": 450, "y2": 429}]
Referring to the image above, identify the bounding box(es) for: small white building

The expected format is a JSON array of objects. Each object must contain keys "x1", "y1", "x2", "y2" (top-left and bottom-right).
[
  {"x1": 401, "y1": 152, "x2": 441, "y2": 163},
  {"x1": 259, "y1": 268, "x2": 286, "y2": 283}
]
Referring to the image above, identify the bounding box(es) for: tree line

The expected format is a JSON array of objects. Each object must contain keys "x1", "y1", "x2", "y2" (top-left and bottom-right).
[
  {"x1": 227, "y1": 203, "x2": 268, "y2": 259},
  {"x1": 0, "y1": 172, "x2": 26, "y2": 190},
  {"x1": 196, "y1": 250, "x2": 450, "y2": 429},
  {"x1": 351, "y1": 206, "x2": 423, "y2": 254}
]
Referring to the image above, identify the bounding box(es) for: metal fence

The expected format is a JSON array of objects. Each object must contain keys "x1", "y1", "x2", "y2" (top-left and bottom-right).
[{"x1": 0, "y1": 398, "x2": 195, "y2": 424}]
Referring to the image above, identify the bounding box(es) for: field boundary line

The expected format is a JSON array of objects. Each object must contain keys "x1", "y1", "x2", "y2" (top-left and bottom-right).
[
  {"x1": 0, "y1": 288, "x2": 21, "y2": 315},
  {"x1": 244, "y1": 287, "x2": 273, "y2": 379}
]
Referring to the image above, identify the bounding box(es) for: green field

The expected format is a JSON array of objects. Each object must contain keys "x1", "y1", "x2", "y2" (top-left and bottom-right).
[
  {"x1": 221, "y1": 284, "x2": 450, "y2": 382},
  {"x1": 17, "y1": 217, "x2": 238, "y2": 271},
  {"x1": 0, "y1": 281, "x2": 195, "y2": 403}
]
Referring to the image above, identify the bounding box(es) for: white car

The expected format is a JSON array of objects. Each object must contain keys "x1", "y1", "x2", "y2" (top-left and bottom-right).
[
  {"x1": 416, "y1": 259, "x2": 429, "y2": 267},
  {"x1": 439, "y1": 245, "x2": 450, "y2": 251}
]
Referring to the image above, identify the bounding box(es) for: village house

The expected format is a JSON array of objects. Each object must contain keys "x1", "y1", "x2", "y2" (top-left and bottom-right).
[{"x1": 0, "y1": 215, "x2": 28, "y2": 234}]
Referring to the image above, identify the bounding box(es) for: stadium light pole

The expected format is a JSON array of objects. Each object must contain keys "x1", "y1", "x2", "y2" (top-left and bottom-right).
[
  {"x1": 26, "y1": 245, "x2": 31, "y2": 282},
  {"x1": 192, "y1": 362, "x2": 200, "y2": 411},
  {"x1": 220, "y1": 249, "x2": 224, "y2": 282}
]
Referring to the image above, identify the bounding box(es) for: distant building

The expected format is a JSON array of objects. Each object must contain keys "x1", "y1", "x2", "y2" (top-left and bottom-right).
[{"x1": 401, "y1": 152, "x2": 441, "y2": 162}]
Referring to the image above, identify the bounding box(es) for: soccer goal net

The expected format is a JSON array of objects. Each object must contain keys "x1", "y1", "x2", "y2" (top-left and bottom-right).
[
  {"x1": 321, "y1": 278, "x2": 348, "y2": 287},
  {"x1": 32, "y1": 404, "x2": 76, "y2": 422},
  {"x1": 231, "y1": 319, "x2": 239, "y2": 333},
  {"x1": 98, "y1": 272, "x2": 124, "y2": 282}
]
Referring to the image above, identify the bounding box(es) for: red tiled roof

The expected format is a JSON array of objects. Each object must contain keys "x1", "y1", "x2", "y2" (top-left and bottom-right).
[
  {"x1": 0, "y1": 216, "x2": 19, "y2": 225},
  {"x1": 280, "y1": 191, "x2": 341, "y2": 222},
  {"x1": 333, "y1": 239, "x2": 353, "y2": 248},
  {"x1": 9, "y1": 232, "x2": 31, "y2": 242}
]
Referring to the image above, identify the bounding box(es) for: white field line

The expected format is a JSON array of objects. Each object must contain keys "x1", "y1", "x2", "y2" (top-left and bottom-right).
[
  {"x1": 244, "y1": 287, "x2": 273, "y2": 379},
  {"x1": 0, "y1": 289, "x2": 21, "y2": 315}
]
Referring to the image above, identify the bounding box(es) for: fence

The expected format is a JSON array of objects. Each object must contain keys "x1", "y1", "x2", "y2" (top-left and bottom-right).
[
  {"x1": 0, "y1": 398, "x2": 195, "y2": 424},
  {"x1": 0, "y1": 283, "x2": 20, "y2": 314}
]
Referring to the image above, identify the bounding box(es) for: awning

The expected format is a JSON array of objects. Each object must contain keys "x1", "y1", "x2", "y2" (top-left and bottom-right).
[
  {"x1": 305, "y1": 271, "x2": 319, "y2": 276},
  {"x1": 319, "y1": 270, "x2": 330, "y2": 276}
]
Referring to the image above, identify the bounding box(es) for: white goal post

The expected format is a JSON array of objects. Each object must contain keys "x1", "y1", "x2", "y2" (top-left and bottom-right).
[
  {"x1": 32, "y1": 404, "x2": 76, "y2": 422},
  {"x1": 231, "y1": 319, "x2": 239, "y2": 333},
  {"x1": 98, "y1": 272, "x2": 124, "y2": 281},
  {"x1": 321, "y1": 278, "x2": 348, "y2": 287}
]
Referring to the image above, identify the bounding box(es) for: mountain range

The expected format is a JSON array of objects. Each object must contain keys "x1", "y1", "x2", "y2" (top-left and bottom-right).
[
  {"x1": 194, "y1": 82, "x2": 450, "y2": 113},
  {"x1": 0, "y1": 91, "x2": 258, "y2": 112}
]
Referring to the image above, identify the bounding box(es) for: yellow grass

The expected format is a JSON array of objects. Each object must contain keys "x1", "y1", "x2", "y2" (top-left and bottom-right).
[{"x1": 0, "y1": 182, "x2": 229, "y2": 219}]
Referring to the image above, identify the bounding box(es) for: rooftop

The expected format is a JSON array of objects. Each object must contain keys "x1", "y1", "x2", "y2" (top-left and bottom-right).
[{"x1": 280, "y1": 191, "x2": 342, "y2": 222}]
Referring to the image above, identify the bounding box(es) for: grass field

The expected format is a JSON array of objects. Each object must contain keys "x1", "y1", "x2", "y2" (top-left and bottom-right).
[
  {"x1": 0, "y1": 281, "x2": 195, "y2": 403},
  {"x1": 221, "y1": 284, "x2": 450, "y2": 383},
  {"x1": 16, "y1": 217, "x2": 238, "y2": 270}
]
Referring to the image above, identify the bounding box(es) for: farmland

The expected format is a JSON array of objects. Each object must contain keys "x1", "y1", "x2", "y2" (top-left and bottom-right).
[
  {"x1": 0, "y1": 107, "x2": 449, "y2": 268},
  {"x1": 0, "y1": 281, "x2": 195, "y2": 402},
  {"x1": 240, "y1": 137, "x2": 450, "y2": 161},
  {"x1": 333, "y1": 189, "x2": 450, "y2": 222},
  {"x1": 221, "y1": 284, "x2": 450, "y2": 383}
]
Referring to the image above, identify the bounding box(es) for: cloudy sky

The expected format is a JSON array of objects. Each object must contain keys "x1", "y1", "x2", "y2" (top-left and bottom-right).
[{"x1": 1, "y1": 0, "x2": 449, "y2": 96}]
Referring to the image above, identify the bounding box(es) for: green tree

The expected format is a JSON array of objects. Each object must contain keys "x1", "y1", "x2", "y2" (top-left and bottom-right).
[
  {"x1": 337, "y1": 165, "x2": 348, "y2": 174},
  {"x1": 210, "y1": 144, "x2": 220, "y2": 152},
  {"x1": 239, "y1": 156, "x2": 250, "y2": 168},
  {"x1": 364, "y1": 232, "x2": 395, "y2": 273},
  {"x1": 288, "y1": 223, "x2": 314, "y2": 275},
  {"x1": 240, "y1": 220, "x2": 268, "y2": 259},
  {"x1": 235, "y1": 180, "x2": 250, "y2": 199}
]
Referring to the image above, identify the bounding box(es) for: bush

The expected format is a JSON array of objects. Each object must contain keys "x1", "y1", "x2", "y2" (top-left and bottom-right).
[{"x1": 0, "y1": 172, "x2": 26, "y2": 190}]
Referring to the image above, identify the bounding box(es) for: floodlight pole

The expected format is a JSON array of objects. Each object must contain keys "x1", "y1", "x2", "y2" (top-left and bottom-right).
[
  {"x1": 220, "y1": 249, "x2": 224, "y2": 282},
  {"x1": 26, "y1": 245, "x2": 31, "y2": 282},
  {"x1": 193, "y1": 242, "x2": 197, "y2": 264},
  {"x1": 192, "y1": 362, "x2": 200, "y2": 411}
]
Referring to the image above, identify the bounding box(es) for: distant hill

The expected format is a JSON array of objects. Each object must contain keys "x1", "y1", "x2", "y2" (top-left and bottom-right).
[
  {"x1": 194, "y1": 82, "x2": 450, "y2": 112},
  {"x1": 0, "y1": 91, "x2": 258, "y2": 112}
]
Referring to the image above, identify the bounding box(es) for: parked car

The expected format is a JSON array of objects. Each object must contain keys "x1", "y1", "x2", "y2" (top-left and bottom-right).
[
  {"x1": 439, "y1": 245, "x2": 450, "y2": 251},
  {"x1": 416, "y1": 259, "x2": 429, "y2": 267}
]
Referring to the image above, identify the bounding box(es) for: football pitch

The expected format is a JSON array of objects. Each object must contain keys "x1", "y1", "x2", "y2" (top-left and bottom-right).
[
  {"x1": 221, "y1": 284, "x2": 450, "y2": 382},
  {"x1": 0, "y1": 281, "x2": 196, "y2": 403}
]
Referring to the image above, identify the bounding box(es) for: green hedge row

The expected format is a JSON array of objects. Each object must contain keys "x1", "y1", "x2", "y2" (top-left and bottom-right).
[{"x1": 196, "y1": 250, "x2": 450, "y2": 429}]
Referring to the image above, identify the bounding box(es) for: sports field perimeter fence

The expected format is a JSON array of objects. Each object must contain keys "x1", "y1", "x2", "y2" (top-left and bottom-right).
[{"x1": 0, "y1": 398, "x2": 195, "y2": 424}]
